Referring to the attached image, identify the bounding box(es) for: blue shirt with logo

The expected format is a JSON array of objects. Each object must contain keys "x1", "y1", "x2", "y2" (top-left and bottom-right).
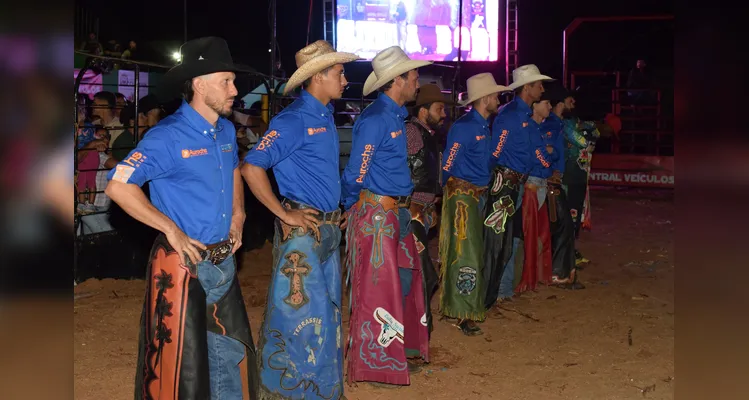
[
  {"x1": 527, "y1": 117, "x2": 558, "y2": 179},
  {"x1": 541, "y1": 113, "x2": 566, "y2": 174},
  {"x1": 441, "y1": 108, "x2": 492, "y2": 187},
  {"x1": 341, "y1": 93, "x2": 413, "y2": 210},
  {"x1": 489, "y1": 97, "x2": 554, "y2": 175},
  {"x1": 107, "y1": 100, "x2": 238, "y2": 244},
  {"x1": 243, "y1": 90, "x2": 340, "y2": 212}
]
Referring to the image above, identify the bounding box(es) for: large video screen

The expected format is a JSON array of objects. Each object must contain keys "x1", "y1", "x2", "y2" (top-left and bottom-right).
[{"x1": 335, "y1": 0, "x2": 499, "y2": 62}]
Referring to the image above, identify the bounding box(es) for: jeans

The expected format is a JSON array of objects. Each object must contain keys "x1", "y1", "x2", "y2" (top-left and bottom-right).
[
  {"x1": 398, "y1": 207, "x2": 413, "y2": 299},
  {"x1": 197, "y1": 255, "x2": 246, "y2": 400},
  {"x1": 498, "y1": 184, "x2": 524, "y2": 298}
]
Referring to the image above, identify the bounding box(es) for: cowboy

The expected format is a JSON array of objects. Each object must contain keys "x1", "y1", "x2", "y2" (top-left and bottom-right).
[
  {"x1": 513, "y1": 91, "x2": 557, "y2": 293},
  {"x1": 440, "y1": 73, "x2": 508, "y2": 335},
  {"x1": 241, "y1": 40, "x2": 358, "y2": 400},
  {"x1": 484, "y1": 64, "x2": 554, "y2": 305},
  {"x1": 542, "y1": 84, "x2": 586, "y2": 290},
  {"x1": 105, "y1": 37, "x2": 259, "y2": 399},
  {"x1": 341, "y1": 46, "x2": 431, "y2": 386},
  {"x1": 404, "y1": 84, "x2": 451, "y2": 348},
  {"x1": 558, "y1": 90, "x2": 599, "y2": 267}
]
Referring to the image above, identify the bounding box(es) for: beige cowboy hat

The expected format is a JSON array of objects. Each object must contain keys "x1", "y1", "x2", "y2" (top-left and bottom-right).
[
  {"x1": 507, "y1": 64, "x2": 555, "y2": 90},
  {"x1": 362, "y1": 46, "x2": 432, "y2": 96},
  {"x1": 283, "y1": 40, "x2": 360, "y2": 95},
  {"x1": 459, "y1": 73, "x2": 510, "y2": 106}
]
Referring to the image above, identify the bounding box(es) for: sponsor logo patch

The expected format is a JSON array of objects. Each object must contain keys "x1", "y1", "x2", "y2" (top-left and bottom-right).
[
  {"x1": 220, "y1": 143, "x2": 233, "y2": 152},
  {"x1": 112, "y1": 165, "x2": 135, "y2": 183},
  {"x1": 181, "y1": 148, "x2": 209, "y2": 158},
  {"x1": 307, "y1": 127, "x2": 327, "y2": 135}
]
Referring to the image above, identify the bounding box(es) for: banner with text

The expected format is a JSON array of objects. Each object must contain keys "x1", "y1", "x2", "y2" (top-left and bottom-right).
[{"x1": 589, "y1": 155, "x2": 674, "y2": 188}]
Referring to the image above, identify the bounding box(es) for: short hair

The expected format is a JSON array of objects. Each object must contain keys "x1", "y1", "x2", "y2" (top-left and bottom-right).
[
  {"x1": 378, "y1": 71, "x2": 410, "y2": 93},
  {"x1": 410, "y1": 102, "x2": 432, "y2": 118},
  {"x1": 115, "y1": 92, "x2": 126, "y2": 101},
  {"x1": 182, "y1": 79, "x2": 195, "y2": 103},
  {"x1": 93, "y1": 91, "x2": 116, "y2": 108},
  {"x1": 513, "y1": 87, "x2": 523, "y2": 96},
  {"x1": 303, "y1": 66, "x2": 333, "y2": 89}
]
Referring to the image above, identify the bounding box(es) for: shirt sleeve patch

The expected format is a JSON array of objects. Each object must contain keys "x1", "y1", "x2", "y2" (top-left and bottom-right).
[{"x1": 112, "y1": 164, "x2": 135, "y2": 183}]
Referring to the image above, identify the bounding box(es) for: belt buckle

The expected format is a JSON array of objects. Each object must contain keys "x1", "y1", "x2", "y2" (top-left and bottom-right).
[{"x1": 208, "y1": 240, "x2": 233, "y2": 265}]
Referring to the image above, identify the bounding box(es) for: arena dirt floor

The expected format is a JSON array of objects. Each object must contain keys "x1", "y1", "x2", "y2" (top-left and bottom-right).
[{"x1": 74, "y1": 187, "x2": 674, "y2": 400}]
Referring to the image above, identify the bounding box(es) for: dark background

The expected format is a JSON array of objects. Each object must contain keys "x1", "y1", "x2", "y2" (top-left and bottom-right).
[{"x1": 77, "y1": 0, "x2": 673, "y2": 89}]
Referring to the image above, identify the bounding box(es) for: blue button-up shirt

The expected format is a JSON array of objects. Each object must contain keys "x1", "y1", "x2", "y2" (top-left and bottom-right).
[
  {"x1": 107, "y1": 100, "x2": 238, "y2": 244},
  {"x1": 490, "y1": 97, "x2": 554, "y2": 174},
  {"x1": 541, "y1": 113, "x2": 566, "y2": 174},
  {"x1": 341, "y1": 93, "x2": 413, "y2": 210},
  {"x1": 441, "y1": 108, "x2": 492, "y2": 187},
  {"x1": 527, "y1": 117, "x2": 558, "y2": 179},
  {"x1": 243, "y1": 90, "x2": 340, "y2": 212}
]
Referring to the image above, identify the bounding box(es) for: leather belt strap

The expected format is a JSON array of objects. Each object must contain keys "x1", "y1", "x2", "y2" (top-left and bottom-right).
[
  {"x1": 356, "y1": 191, "x2": 411, "y2": 212},
  {"x1": 282, "y1": 198, "x2": 341, "y2": 224},
  {"x1": 497, "y1": 166, "x2": 527, "y2": 186},
  {"x1": 201, "y1": 239, "x2": 233, "y2": 265},
  {"x1": 546, "y1": 183, "x2": 562, "y2": 223}
]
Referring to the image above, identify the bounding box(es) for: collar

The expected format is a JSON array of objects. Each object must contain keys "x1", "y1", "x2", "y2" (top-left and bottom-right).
[
  {"x1": 300, "y1": 90, "x2": 334, "y2": 117},
  {"x1": 513, "y1": 96, "x2": 533, "y2": 118},
  {"x1": 409, "y1": 116, "x2": 434, "y2": 135},
  {"x1": 178, "y1": 100, "x2": 225, "y2": 138},
  {"x1": 469, "y1": 108, "x2": 490, "y2": 127},
  {"x1": 377, "y1": 92, "x2": 409, "y2": 119}
]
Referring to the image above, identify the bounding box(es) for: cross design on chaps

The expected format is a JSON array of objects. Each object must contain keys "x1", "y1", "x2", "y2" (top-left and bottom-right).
[
  {"x1": 360, "y1": 210, "x2": 395, "y2": 284},
  {"x1": 281, "y1": 251, "x2": 312, "y2": 309}
]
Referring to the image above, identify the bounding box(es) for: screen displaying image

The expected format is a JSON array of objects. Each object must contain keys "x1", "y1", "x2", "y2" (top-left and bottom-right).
[{"x1": 335, "y1": 0, "x2": 500, "y2": 62}]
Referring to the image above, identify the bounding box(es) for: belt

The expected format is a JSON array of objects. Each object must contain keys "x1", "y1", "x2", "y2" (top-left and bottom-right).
[
  {"x1": 200, "y1": 239, "x2": 233, "y2": 265},
  {"x1": 497, "y1": 166, "x2": 527, "y2": 185},
  {"x1": 356, "y1": 191, "x2": 411, "y2": 212},
  {"x1": 282, "y1": 199, "x2": 341, "y2": 224}
]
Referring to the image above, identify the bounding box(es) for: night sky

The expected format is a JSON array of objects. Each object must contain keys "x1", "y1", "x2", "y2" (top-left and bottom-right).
[{"x1": 79, "y1": 0, "x2": 672, "y2": 89}]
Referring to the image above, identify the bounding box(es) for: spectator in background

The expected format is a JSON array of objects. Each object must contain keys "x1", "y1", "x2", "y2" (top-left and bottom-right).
[
  {"x1": 79, "y1": 32, "x2": 103, "y2": 55},
  {"x1": 114, "y1": 92, "x2": 127, "y2": 120},
  {"x1": 111, "y1": 94, "x2": 163, "y2": 162},
  {"x1": 394, "y1": 1, "x2": 408, "y2": 50},
  {"x1": 104, "y1": 40, "x2": 122, "y2": 58},
  {"x1": 121, "y1": 41, "x2": 137, "y2": 60},
  {"x1": 77, "y1": 129, "x2": 117, "y2": 234},
  {"x1": 627, "y1": 59, "x2": 655, "y2": 105},
  {"x1": 91, "y1": 91, "x2": 124, "y2": 146},
  {"x1": 76, "y1": 105, "x2": 100, "y2": 214}
]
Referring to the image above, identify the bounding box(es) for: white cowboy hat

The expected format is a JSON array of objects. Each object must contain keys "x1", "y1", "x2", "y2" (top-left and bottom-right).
[
  {"x1": 459, "y1": 73, "x2": 510, "y2": 106},
  {"x1": 507, "y1": 64, "x2": 555, "y2": 90},
  {"x1": 283, "y1": 40, "x2": 360, "y2": 95},
  {"x1": 362, "y1": 46, "x2": 432, "y2": 96}
]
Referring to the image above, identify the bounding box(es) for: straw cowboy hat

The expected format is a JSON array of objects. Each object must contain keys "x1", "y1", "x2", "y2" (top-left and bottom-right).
[
  {"x1": 507, "y1": 64, "x2": 554, "y2": 90},
  {"x1": 412, "y1": 84, "x2": 455, "y2": 107},
  {"x1": 362, "y1": 46, "x2": 432, "y2": 96},
  {"x1": 459, "y1": 73, "x2": 510, "y2": 106},
  {"x1": 161, "y1": 37, "x2": 250, "y2": 98},
  {"x1": 283, "y1": 40, "x2": 360, "y2": 95}
]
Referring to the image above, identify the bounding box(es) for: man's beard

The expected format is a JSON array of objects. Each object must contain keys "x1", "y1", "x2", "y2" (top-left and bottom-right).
[
  {"x1": 207, "y1": 96, "x2": 233, "y2": 117},
  {"x1": 427, "y1": 114, "x2": 443, "y2": 129}
]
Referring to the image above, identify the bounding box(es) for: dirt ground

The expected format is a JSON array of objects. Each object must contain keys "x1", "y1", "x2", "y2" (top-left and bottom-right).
[{"x1": 74, "y1": 188, "x2": 674, "y2": 400}]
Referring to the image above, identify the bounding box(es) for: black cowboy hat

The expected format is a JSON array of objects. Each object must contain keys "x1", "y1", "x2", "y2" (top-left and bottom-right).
[
  {"x1": 158, "y1": 37, "x2": 249, "y2": 100},
  {"x1": 541, "y1": 83, "x2": 571, "y2": 105}
]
